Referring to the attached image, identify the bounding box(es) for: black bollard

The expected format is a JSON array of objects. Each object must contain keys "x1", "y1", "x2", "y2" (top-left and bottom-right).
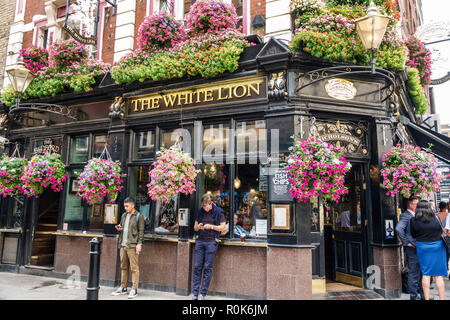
[{"x1": 86, "y1": 237, "x2": 102, "y2": 300}]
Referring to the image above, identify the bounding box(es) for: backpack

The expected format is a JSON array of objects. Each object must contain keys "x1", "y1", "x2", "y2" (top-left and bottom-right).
[{"x1": 121, "y1": 212, "x2": 144, "y2": 231}]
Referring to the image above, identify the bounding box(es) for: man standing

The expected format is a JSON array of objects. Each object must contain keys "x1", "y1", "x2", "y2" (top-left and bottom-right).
[
  {"x1": 189, "y1": 194, "x2": 226, "y2": 300},
  {"x1": 111, "y1": 197, "x2": 145, "y2": 299},
  {"x1": 395, "y1": 197, "x2": 424, "y2": 300}
]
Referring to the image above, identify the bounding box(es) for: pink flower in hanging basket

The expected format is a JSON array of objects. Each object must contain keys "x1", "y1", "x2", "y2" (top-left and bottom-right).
[
  {"x1": 77, "y1": 158, "x2": 126, "y2": 205},
  {"x1": 147, "y1": 148, "x2": 200, "y2": 203}
]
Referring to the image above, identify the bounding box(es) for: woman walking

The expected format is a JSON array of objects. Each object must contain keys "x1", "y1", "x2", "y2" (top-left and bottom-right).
[{"x1": 411, "y1": 200, "x2": 447, "y2": 300}]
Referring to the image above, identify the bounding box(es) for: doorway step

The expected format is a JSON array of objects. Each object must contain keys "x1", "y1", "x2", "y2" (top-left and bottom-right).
[{"x1": 312, "y1": 280, "x2": 384, "y2": 300}]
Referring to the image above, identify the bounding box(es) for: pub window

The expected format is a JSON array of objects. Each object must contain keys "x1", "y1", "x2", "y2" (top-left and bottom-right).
[
  {"x1": 70, "y1": 136, "x2": 89, "y2": 163},
  {"x1": 232, "y1": 0, "x2": 243, "y2": 31},
  {"x1": 203, "y1": 123, "x2": 230, "y2": 162},
  {"x1": 311, "y1": 196, "x2": 320, "y2": 232},
  {"x1": 93, "y1": 135, "x2": 111, "y2": 158},
  {"x1": 154, "y1": 197, "x2": 179, "y2": 235},
  {"x1": 159, "y1": 0, "x2": 170, "y2": 13},
  {"x1": 198, "y1": 163, "x2": 231, "y2": 235},
  {"x1": 0, "y1": 196, "x2": 25, "y2": 229},
  {"x1": 128, "y1": 165, "x2": 152, "y2": 232},
  {"x1": 233, "y1": 164, "x2": 267, "y2": 239},
  {"x1": 133, "y1": 130, "x2": 155, "y2": 160},
  {"x1": 0, "y1": 199, "x2": 6, "y2": 228},
  {"x1": 327, "y1": 164, "x2": 363, "y2": 233},
  {"x1": 160, "y1": 128, "x2": 190, "y2": 154},
  {"x1": 62, "y1": 169, "x2": 84, "y2": 231},
  {"x1": 236, "y1": 120, "x2": 267, "y2": 158}
]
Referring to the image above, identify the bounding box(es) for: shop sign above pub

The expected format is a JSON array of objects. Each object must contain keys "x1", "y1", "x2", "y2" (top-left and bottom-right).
[
  {"x1": 127, "y1": 75, "x2": 267, "y2": 115},
  {"x1": 310, "y1": 119, "x2": 369, "y2": 157},
  {"x1": 324, "y1": 79, "x2": 357, "y2": 100}
]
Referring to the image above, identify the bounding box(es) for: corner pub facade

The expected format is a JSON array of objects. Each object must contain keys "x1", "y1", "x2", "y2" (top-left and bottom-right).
[{"x1": 1, "y1": 36, "x2": 450, "y2": 300}]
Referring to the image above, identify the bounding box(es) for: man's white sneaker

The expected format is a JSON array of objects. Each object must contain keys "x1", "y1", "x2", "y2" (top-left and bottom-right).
[{"x1": 111, "y1": 287, "x2": 127, "y2": 296}]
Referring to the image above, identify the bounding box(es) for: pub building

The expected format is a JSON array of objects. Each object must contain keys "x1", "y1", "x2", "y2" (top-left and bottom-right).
[{"x1": 1, "y1": 36, "x2": 449, "y2": 300}]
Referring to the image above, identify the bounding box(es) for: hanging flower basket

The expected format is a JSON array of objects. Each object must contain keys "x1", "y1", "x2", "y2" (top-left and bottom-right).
[
  {"x1": 285, "y1": 137, "x2": 351, "y2": 209},
  {"x1": 77, "y1": 158, "x2": 125, "y2": 205},
  {"x1": 147, "y1": 148, "x2": 200, "y2": 203},
  {"x1": 185, "y1": 0, "x2": 239, "y2": 34},
  {"x1": 381, "y1": 144, "x2": 441, "y2": 198},
  {"x1": 0, "y1": 156, "x2": 28, "y2": 197},
  {"x1": 20, "y1": 152, "x2": 68, "y2": 198},
  {"x1": 137, "y1": 12, "x2": 187, "y2": 51}
]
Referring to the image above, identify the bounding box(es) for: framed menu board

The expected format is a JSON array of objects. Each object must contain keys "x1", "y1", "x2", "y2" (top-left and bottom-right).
[{"x1": 268, "y1": 167, "x2": 291, "y2": 202}]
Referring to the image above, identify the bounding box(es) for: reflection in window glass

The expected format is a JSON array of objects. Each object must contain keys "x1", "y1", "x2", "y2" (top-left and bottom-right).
[
  {"x1": 11, "y1": 196, "x2": 25, "y2": 229},
  {"x1": 160, "y1": 0, "x2": 169, "y2": 13},
  {"x1": 233, "y1": 164, "x2": 267, "y2": 239},
  {"x1": 203, "y1": 124, "x2": 230, "y2": 162},
  {"x1": 63, "y1": 169, "x2": 84, "y2": 231},
  {"x1": 198, "y1": 164, "x2": 231, "y2": 234},
  {"x1": 128, "y1": 166, "x2": 152, "y2": 231},
  {"x1": 133, "y1": 131, "x2": 155, "y2": 160},
  {"x1": 161, "y1": 128, "x2": 190, "y2": 154},
  {"x1": 311, "y1": 196, "x2": 320, "y2": 232},
  {"x1": 329, "y1": 164, "x2": 362, "y2": 233},
  {"x1": 93, "y1": 135, "x2": 110, "y2": 158},
  {"x1": 236, "y1": 120, "x2": 266, "y2": 158},
  {"x1": 70, "y1": 136, "x2": 89, "y2": 163},
  {"x1": 154, "y1": 197, "x2": 179, "y2": 235},
  {"x1": 232, "y1": 0, "x2": 243, "y2": 30}
]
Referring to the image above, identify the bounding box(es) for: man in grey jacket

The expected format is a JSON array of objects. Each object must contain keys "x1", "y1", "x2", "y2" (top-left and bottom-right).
[{"x1": 395, "y1": 196, "x2": 424, "y2": 300}]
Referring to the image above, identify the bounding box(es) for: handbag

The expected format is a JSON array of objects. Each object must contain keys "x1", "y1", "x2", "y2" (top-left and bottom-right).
[{"x1": 435, "y1": 216, "x2": 450, "y2": 254}]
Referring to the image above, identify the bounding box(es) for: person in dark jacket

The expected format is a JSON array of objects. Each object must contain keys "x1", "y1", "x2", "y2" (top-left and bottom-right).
[
  {"x1": 189, "y1": 194, "x2": 226, "y2": 300},
  {"x1": 395, "y1": 196, "x2": 424, "y2": 300},
  {"x1": 411, "y1": 200, "x2": 447, "y2": 300}
]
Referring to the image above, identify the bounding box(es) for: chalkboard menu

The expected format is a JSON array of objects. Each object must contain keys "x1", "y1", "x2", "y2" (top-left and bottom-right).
[{"x1": 268, "y1": 167, "x2": 292, "y2": 202}]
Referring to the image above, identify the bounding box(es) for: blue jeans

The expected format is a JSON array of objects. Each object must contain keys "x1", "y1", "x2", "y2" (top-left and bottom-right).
[
  {"x1": 192, "y1": 240, "x2": 218, "y2": 297},
  {"x1": 405, "y1": 246, "x2": 424, "y2": 300}
]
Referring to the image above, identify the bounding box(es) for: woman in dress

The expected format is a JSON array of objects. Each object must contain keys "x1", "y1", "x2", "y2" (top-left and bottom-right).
[{"x1": 411, "y1": 200, "x2": 447, "y2": 300}]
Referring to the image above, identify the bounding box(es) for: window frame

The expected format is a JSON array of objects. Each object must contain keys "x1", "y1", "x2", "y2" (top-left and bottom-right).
[{"x1": 198, "y1": 117, "x2": 268, "y2": 242}]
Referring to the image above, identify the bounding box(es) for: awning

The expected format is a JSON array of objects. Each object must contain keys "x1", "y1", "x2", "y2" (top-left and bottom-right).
[{"x1": 399, "y1": 115, "x2": 450, "y2": 165}]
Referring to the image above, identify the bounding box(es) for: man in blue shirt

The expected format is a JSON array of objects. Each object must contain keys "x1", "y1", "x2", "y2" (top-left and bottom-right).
[{"x1": 189, "y1": 194, "x2": 226, "y2": 300}]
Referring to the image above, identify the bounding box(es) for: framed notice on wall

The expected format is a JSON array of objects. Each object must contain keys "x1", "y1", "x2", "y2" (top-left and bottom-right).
[
  {"x1": 104, "y1": 204, "x2": 119, "y2": 224},
  {"x1": 271, "y1": 204, "x2": 290, "y2": 230},
  {"x1": 268, "y1": 167, "x2": 291, "y2": 202}
]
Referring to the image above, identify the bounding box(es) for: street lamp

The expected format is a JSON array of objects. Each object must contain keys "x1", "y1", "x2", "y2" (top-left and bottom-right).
[
  {"x1": 295, "y1": 0, "x2": 395, "y2": 102},
  {"x1": 355, "y1": 0, "x2": 390, "y2": 74},
  {"x1": 5, "y1": 60, "x2": 34, "y2": 106},
  {"x1": 5, "y1": 58, "x2": 76, "y2": 121}
]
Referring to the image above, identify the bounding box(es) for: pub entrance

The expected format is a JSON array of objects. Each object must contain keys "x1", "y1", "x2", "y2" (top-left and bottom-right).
[
  {"x1": 23, "y1": 189, "x2": 60, "y2": 268},
  {"x1": 312, "y1": 163, "x2": 370, "y2": 289}
]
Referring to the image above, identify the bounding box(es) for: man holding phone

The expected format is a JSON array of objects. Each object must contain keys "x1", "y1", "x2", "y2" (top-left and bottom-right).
[
  {"x1": 111, "y1": 197, "x2": 145, "y2": 299},
  {"x1": 189, "y1": 194, "x2": 226, "y2": 300}
]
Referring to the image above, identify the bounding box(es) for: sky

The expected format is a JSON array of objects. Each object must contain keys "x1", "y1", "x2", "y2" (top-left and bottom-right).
[{"x1": 420, "y1": 0, "x2": 450, "y2": 125}]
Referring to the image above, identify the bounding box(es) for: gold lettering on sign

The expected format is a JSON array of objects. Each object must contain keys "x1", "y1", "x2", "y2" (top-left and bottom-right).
[
  {"x1": 128, "y1": 77, "x2": 266, "y2": 114},
  {"x1": 204, "y1": 89, "x2": 214, "y2": 102}
]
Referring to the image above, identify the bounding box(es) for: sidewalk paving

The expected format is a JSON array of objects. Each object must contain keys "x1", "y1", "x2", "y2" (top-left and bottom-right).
[
  {"x1": 0, "y1": 272, "x2": 237, "y2": 300},
  {"x1": 1, "y1": 271, "x2": 450, "y2": 300},
  {"x1": 395, "y1": 276, "x2": 450, "y2": 300}
]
